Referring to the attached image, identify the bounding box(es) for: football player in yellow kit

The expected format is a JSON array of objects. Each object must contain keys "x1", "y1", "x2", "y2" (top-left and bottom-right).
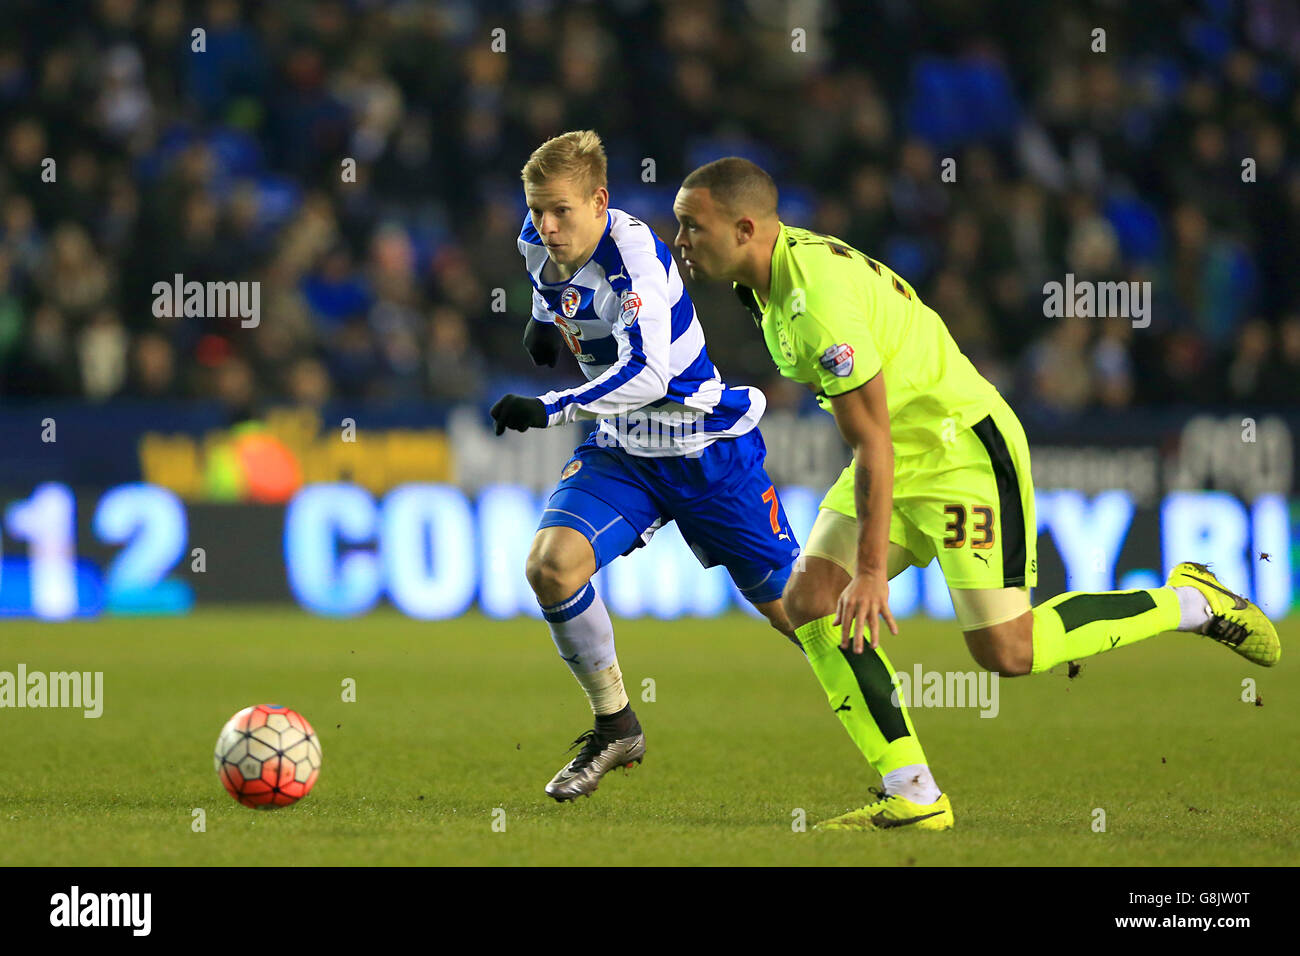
[{"x1": 671, "y1": 157, "x2": 1280, "y2": 830}]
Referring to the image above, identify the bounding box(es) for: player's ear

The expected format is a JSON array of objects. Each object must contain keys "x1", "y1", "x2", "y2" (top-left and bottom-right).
[
  {"x1": 592, "y1": 187, "x2": 609, "y2": 216},
  {"x1": 735, "y1": 216, "x2": 756, "y2": 244}
]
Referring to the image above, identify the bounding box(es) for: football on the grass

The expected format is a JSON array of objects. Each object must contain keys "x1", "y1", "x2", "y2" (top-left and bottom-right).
[{"x1": 214, "y1": 704, "x2": 322, "y2": 809}]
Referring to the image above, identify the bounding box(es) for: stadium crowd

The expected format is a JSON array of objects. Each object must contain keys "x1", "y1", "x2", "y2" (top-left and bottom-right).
[{"x1": 1, "y1": 0, "x2": 1299, "y2": 425}]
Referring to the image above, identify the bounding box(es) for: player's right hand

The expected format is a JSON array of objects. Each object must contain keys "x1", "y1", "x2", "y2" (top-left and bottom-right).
[
  {"x1": 523, "y1": 318, "x2": 562, "y2": 367},
  {"x1": 833, "y1": 569, "x2": 898, "y2": 654}
]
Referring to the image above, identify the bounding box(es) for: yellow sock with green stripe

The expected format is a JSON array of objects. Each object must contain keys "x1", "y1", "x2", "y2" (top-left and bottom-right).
[
  {"x1": 1030, "y1": 588, "x2": 1181, "y2": 674},
  {"x1": 795, "y1": 614, "x2": 928, "y2": 776}
]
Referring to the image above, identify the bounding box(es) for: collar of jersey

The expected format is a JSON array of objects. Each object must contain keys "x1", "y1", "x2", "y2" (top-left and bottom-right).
[
  {"x1": 535, "y1": 211, "x2": 613, "y2": 288},
  {"x1": 754, "y1": 221, "x2": 791, "y2": 315}
]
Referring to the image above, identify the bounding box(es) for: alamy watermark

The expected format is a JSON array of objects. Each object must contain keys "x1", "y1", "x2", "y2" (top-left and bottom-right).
[
  {"x1": 891, "y1": 664, "x2": 999, "y2": 718},
  {"x1": 0, "y1": 665, "x2": 103, "y2": 718},
  {"x1": 49, "y1": 886, "x2": 150, "y2": 935},
  {"x1": 1042, "y1": 273, "x2": 1150, "y2": 328},
  {"x1": 593, "y1": 407, "x2": 707, "y2": 457},
  {"x1": 152, "y1": 273, "x2": 260, "y2": 327}
]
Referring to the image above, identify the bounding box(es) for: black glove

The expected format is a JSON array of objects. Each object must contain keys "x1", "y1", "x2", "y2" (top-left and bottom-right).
[
  {"x1": 490, "y1": 394, "x2": 548, "y2": 435},
  {"x1": 523, "y1": 318, "x2": 562, "y2": 367}
]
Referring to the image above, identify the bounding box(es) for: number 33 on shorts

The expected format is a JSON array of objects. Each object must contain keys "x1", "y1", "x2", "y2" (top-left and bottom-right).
[{"x1": 942, "y1": 504, "x2": 995, "y2": 550}]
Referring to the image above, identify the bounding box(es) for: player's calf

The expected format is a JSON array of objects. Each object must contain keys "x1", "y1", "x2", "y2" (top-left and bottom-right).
[{"x1": 752, "y1": 597, "x2": 799, "y2": 645}]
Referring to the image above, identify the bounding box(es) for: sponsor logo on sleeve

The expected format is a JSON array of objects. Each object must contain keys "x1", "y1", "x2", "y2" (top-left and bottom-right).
[
  {"x1": 820, "y1": 343, "x2": 855, "y2": 377},
  {"x1": 561, "y1": 460, "x2": 582, "y2": 479},
  {"x1": 619, "y1": 290, "x2": 642, "y2": 325},
  {"x1": 560, "y1": 286, "x2": 581, "y2": 318}
]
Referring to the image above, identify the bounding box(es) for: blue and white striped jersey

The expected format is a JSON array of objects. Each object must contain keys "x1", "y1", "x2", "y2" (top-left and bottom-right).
[{"x1": 518, "y1": 208, "x2": 765, "y2": 457}]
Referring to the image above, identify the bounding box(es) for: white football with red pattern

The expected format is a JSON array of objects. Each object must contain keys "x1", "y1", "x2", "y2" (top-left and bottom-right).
[{"x1": 214, "y1": 704, "x2": 322, "y2": 809}]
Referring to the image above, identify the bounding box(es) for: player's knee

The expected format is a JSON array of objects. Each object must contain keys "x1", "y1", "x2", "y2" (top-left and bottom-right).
[
  {"x1": 525, "y1": 538, "x2": 591, "y2": 605},
  {"x1": 781, "y1": 555, "x2": 851, "y2": 629},
  {"x1": 782, "y1": 576, "x2": 835, "y2": 631},
  {"x1": 782, "y1": 587, "x2": 815, "y2": 630}
]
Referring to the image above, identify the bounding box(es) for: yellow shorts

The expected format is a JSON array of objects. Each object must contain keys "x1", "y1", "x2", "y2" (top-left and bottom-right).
[{"x1": 807, "y1": 397, "x2": 1037, "y2": 630}]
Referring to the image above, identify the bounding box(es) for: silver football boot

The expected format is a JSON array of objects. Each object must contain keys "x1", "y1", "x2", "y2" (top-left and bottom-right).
[{"x1": 545, "y1": 728, "x2": 646, "y2": 801}]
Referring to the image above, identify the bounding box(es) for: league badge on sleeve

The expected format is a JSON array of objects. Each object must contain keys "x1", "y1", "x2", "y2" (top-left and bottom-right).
[
  {"x1": 560, "y1": 286, "x2": 581, "y2": 318},
  {"x1": 619, "y1": 290, "x2": 641, "y2": 325},
  {"x1": 820, "y1": 343, "x2": 855, "y2": 377}
]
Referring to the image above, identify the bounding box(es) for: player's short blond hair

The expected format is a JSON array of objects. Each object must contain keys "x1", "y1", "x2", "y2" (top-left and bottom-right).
[
  {"x1": 682, "y1": 157, "x2": 779, "y2": 218},
  {"x1": 521, "y1": 130, "x2": 608, "y2": 195}
]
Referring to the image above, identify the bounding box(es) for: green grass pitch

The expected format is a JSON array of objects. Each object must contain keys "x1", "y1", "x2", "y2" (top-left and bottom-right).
[{"x1": 0, "y1": 608, "x2": 1296, "y2": 866}]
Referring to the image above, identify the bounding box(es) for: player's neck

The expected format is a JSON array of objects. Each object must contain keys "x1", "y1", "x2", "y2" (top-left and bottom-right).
[
  {"x1": 543, "y1": 237, "x2": 599, "y2": 283},
  {"x1": 743, "y1": 229, "x2": 780, "y2": 305}
]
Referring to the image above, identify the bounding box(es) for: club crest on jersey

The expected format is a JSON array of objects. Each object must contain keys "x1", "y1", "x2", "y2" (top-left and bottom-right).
[
  {"x1": 561, "y1": 460, "x2": 582, "y2": 479},
  {"x1": 820, "y1": 343, "x2": 855, "y2": 377},
  {"x1": 619, "y1": 290, "x2": 641, "y2": 325},
  {"x1": 559, "y1": 286, "x2": 581, "y2": 318}
]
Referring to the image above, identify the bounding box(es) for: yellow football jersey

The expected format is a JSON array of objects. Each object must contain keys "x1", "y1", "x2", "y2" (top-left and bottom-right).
[{"x1": 735, "y1": 223, "x2": 1002, "y2": 458}]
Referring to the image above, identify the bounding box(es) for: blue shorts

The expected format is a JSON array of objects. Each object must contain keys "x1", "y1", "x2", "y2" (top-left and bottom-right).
[{"x1": 537, "y1": 429, "x2": 800, "y2": 605}]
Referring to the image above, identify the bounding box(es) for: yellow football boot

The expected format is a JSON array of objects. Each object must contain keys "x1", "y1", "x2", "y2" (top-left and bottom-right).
[
  {"x1": 1167, "y1": 561, "x2": 1280, "y2": 666},
  {"x1": 815, "y1": 788, "x2": 954, "y2": 831}
]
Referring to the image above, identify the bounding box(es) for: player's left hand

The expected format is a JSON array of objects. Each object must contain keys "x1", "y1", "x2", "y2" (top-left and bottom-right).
[
  {"x1": 489, "y1": 394, "x2": 547, "y2": 435},
  {"x1": 834, "y1": 570, "x2": 898, "y2": 654}
]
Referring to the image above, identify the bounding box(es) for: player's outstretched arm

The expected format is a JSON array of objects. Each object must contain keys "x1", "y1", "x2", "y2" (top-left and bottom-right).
[{"x1": 828, "y1": 372, "x2": 898, "y2": 654}]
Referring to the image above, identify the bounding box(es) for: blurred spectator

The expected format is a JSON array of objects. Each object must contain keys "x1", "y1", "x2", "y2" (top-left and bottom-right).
[
  {"x1": 1155, "y1": 330, "x2": 1214, "y2": 404},
  {"x1": 428, "y1": 306, "x2": 485, "y2": 402},
  {"x1": 1064, "y1": 197, "x2": 1120, "y2": 279},
  {"x1": 1163, "y1": 202, "x2": 1257, "y2": 348},
  {"x1": 96, "y1": 44, "x2": 154, "y2": 149},
  {"x1": 1024, "y1": 315, "x2": 1093, "y2": 414},
  {"x1": 0, "y1": 247, "x2": 22, "y2": 365},
  {"x1": 1093, "y1": 321, "x2": 1135, "y2": 409},
  {"x1": 12, "y1": 303, "x2": 77, "y2": 396},
  {"x1": 285, "y1": 355, "x2": 331, "y2": 407},
  {"x1": 326, "y1": 316, "x2": 381, "y2": 399},
  {"x1": 1, "y1": 194, "x2": 43, "y2": 281},
  {"x1": 1260, "y1": 315, "x2": 1300, "y2": 405},
  {"x1": 211, "y1": 353, "x2": 257, "y2": 422},
  {"x1": 126, "y1": 330, "x2": 180, "y2": 399},
  {"x1": 77, "y1": 306, "x2": 129, "y2": 401},
  {"x1": 39, "y1": 223, "x2": 111, "y2": 320},
  {"x1": 1227, "y1": 319, "x2": 1273, "y2": 402},
  {"x1": 301, "y1": 243, "x2": 370, "y2": 331}
]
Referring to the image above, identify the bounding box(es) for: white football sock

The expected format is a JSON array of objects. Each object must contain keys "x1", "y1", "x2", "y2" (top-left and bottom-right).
[
  {"x1": 883, "y1": 764, "x2": 941, "y2": 805},
  {"x1": 541, "y1": 583, "x2": 628, "y2": 716},
  {"x1": 1171, "y1": 585, "x2": 1212, "y2": 632}
]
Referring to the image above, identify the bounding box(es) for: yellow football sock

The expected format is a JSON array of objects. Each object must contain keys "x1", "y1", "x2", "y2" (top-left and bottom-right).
[
  {"x1": 1031, "y1": 588, "x2": 1181, "y2": 673},
  {"x1": 796, "y1": 614, "x2": 928, "y2": 776}
]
